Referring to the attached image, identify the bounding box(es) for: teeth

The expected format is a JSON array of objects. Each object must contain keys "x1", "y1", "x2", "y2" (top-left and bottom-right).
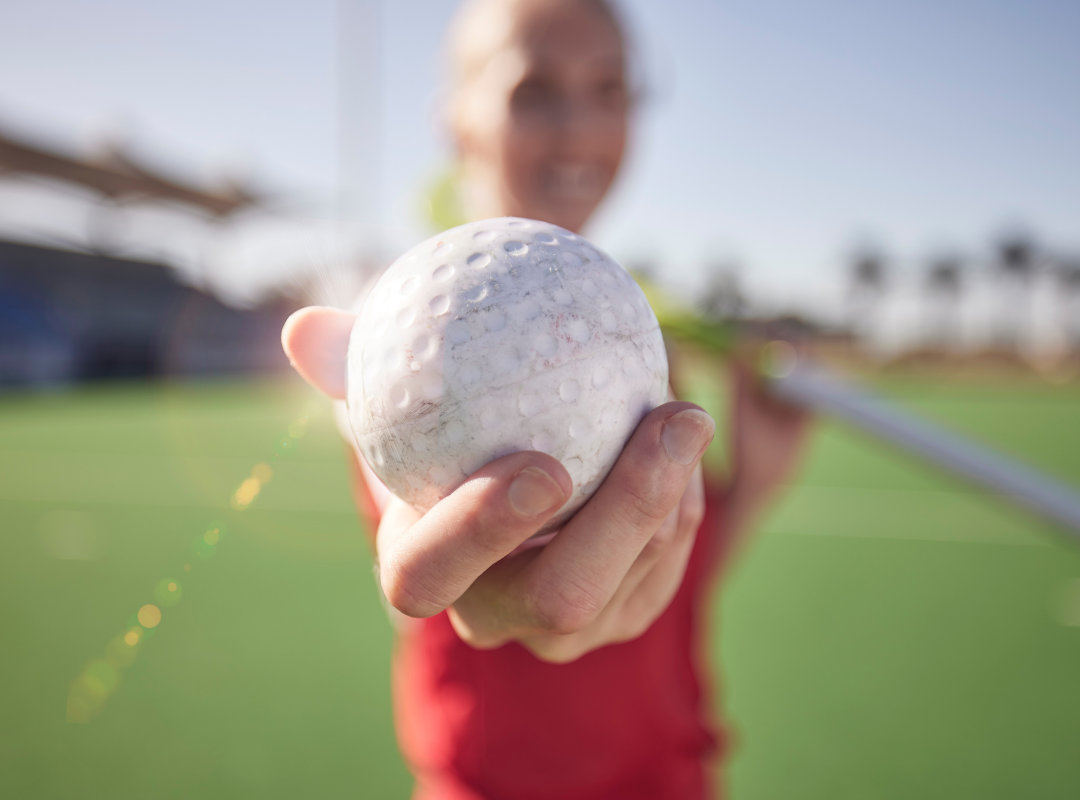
[{"x1": 541, "y1": 164, "x2": 601, "y2": 200}]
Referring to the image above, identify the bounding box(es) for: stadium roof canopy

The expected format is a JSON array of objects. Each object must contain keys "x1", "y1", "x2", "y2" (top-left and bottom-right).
[{"x1": 0, "y1": 128, "x2": 256, "y2": 217}]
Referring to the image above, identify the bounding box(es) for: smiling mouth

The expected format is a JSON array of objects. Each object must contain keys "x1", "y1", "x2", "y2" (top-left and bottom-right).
[{"x1": 539, "y1": 163, "x2": 604, "y2": 202}]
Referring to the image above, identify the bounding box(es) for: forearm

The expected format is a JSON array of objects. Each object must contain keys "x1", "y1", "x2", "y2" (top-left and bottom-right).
[{"x1": 713, "y1": 469, "x2": 787, "y2": 566}]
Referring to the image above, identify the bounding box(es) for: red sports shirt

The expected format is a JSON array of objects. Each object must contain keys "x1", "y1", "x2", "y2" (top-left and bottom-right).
[{"x1": 351, "y1": 452, "x2": 730, "y2": 800}]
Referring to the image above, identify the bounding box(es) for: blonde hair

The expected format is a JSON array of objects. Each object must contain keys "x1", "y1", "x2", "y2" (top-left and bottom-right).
[{"x1": 444, "y1": 0, "x2": 626, "y2": 137}]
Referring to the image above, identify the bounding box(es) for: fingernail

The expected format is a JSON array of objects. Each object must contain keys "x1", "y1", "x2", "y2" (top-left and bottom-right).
[
  {"x1": 508, "y1": 467, "x2": 566, "y2": 517},
  {"x1": 661, "y1": 409, "x2": 715, "y2": 466}
]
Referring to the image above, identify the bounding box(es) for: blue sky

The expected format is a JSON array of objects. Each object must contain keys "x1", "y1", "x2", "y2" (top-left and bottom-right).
[{"x1": 1, "y1": 0, "x2": 1077, "y2": 311}]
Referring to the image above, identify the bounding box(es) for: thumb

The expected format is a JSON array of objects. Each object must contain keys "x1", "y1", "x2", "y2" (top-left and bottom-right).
[{"x1": 281, "y1": 306, "x2": 355, "y2": 400}]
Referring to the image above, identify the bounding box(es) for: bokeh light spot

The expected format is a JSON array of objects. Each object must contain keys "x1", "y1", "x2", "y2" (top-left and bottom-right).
[
  {"x1": 107, "y1": 633, "x2": 140, "y2": 668},
  {"x1": 84, "y1": 660, "x2": 120, "y2": 695},
  {"x1": 154, "y1": 578, "x2": 183, "y2": 607},
  {"x1": 137, "y1": 604, "x2": 161, "y2": 628},
  {"x1": 183, "y1": 563, "x2": 192, "y2": 572},
  {"x1": 67, "y1": 672, "x2": 111, "y2": 722},
  {"x1": 193, "y1": 538, "x2": 215, "y2": 559},
  {"x1": 251, "y1": 463, "x2": 273, "y2": 484},
  {"x1": 231, "y1": 477, "x2": 262, "y2": 510}
]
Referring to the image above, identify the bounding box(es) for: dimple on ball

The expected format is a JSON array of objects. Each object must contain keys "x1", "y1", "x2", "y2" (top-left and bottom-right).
[{"x1": 347, "y1": 217, "x2": 668, "y2": 530}]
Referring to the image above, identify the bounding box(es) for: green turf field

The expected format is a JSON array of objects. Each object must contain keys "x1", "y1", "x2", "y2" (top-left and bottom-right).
[{"x1": 1, "y1": 376, "x2": 1078, "y2": 799}]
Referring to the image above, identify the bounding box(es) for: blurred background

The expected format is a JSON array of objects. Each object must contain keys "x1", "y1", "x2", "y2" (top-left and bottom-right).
[{"x1": 1, "y1": 0, "x2": 1078, "y2": 798}]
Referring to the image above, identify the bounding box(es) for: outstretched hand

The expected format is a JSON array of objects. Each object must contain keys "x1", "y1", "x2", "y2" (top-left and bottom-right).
[{"x1": 283, "y1": 306, "x2": 713, "y2": 663}]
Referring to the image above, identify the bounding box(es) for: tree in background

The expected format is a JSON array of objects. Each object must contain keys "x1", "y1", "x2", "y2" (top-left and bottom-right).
[
  {"x1": 922, "y1": 254, "x2": 964, "y2": 349},
  {"x1": 847, "y1": 247, "x2": 889, "y2": 346},
  {"x1": 698, "y1": 262, "x2": 746, "y2": 322},
  {"x1": 993, "y1": 233, "x2": 1039, "y2": 350},
  {"x1": 1056, "y1": 256, "x2": 1080, "y2": 353}
]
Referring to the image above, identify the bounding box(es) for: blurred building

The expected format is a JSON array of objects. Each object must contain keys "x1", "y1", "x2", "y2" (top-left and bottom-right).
[
  {"x1": 0, "y1": 239, "x2": 292, "y2": 386},
  {"x1": 0, "y1": 126, "x2": 363, "y2": 387}
]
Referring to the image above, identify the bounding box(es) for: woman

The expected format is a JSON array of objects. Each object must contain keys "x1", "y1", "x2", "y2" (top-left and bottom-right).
[{"x1": 283, "y1": 1, "x2": 808, "y2": 797}]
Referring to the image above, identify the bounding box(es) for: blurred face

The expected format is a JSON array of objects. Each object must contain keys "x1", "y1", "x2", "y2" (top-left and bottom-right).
[{"x1": 453, "y1": 0, "x2": 629, "y2": 232}]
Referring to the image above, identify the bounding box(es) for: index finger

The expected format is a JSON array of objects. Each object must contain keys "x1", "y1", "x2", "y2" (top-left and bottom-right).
[{"x1": 377, "y1": 451, "x2": 572, "y2": 617}]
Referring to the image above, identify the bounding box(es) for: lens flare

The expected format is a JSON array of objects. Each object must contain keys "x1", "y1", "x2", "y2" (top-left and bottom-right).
[
  {"x1": 251, "y1": 462, "x2": 273, "y2": 483},
  {"x1": 231, "y1": 477, "x2": 262, "y2": 510},
  {"x1": 194, "y1": 523, "x2": 225, "y2": 556},
  {"x1": 137, "y1": 604, "x2": 162, "y2": 628},
  {"x1": 154, "y1": 578, "x2": 183, "y2": 607},
  {"x1": 70, "y1": 400, "x2": 322, "y2": 721},
  {"x1": 67, "y1": 677, "x2": 106, "y2": 722},
  {"x1": 84, "y1": 660, "x2": 120, "y2": 695},
  {"x1": 106, "y1": 633, "x2": 140, "y2": 668}
]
